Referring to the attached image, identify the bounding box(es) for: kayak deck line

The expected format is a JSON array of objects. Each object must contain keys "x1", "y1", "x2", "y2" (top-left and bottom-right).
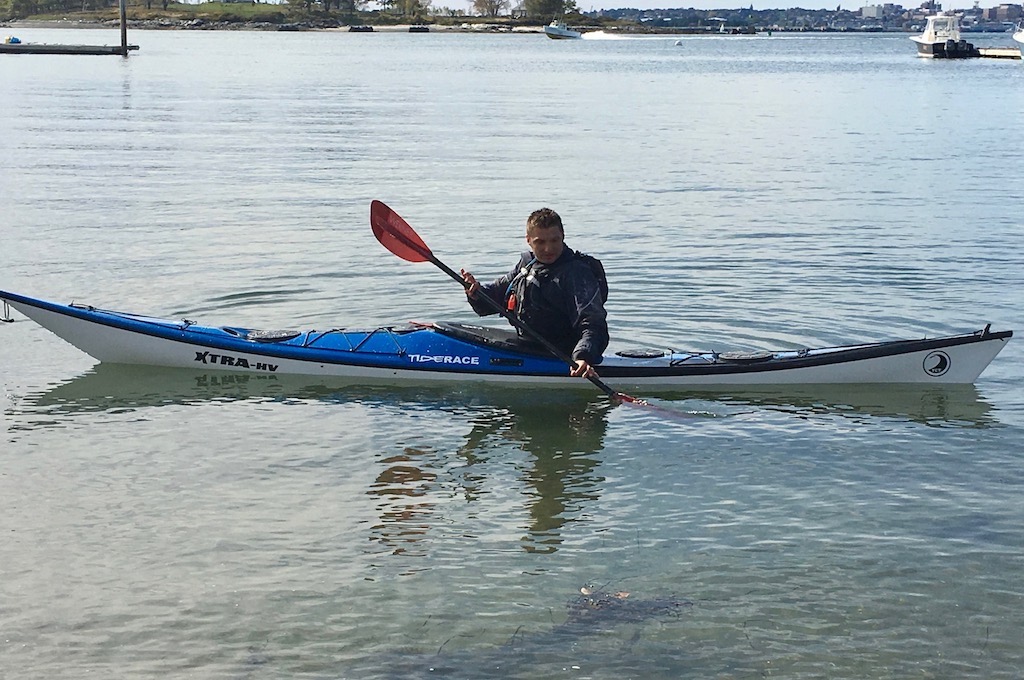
[
  {"x1": 214, "y1": 323, "x2": 417, "y2": 355},
  {"x1": 0, "y1": 289, "x2": 1013, "y2": 390},
  {"x1": 431, "y1": 320, "x2": 1012, "y2": 378},
  {"x1": 68, "y1": 300, "x2": 420, "y2": 357},
  {"x1": 598, "y1": 325, "x2": 1012, "y2": 378}
]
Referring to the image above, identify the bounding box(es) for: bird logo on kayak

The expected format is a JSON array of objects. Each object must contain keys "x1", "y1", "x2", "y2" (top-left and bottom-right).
[{"x1": 923, "y1": 351, "x2": 951, "y2": 377}]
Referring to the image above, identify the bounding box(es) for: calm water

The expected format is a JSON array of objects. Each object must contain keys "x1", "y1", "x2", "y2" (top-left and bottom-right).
[{"x1": 2, "y1": 28, "x2": 1024, "y2": 679}]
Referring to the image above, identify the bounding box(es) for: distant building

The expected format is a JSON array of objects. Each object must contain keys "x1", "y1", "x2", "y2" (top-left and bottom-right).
[
  {"x1": 860, "y1": 3, "x2": 903, "y2": 18},
  {"x1": 982, "y1": 3, "x2": 1022, "y2": 21}
]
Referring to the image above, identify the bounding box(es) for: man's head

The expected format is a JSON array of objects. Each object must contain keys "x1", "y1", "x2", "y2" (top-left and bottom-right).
[{"x1": 526, "y1": 208, "x2": 565, "y2": 265}]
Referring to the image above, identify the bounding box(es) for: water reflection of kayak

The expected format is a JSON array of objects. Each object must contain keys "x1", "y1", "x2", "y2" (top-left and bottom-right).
[
  {"x1": 1, "y1": 290, "x2": 1012, "y2": 392},
  {"x1": 16, "y1": 364, "x2": 997, "y2": 428}
]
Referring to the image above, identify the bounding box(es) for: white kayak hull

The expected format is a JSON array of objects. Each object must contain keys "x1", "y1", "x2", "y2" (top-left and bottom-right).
[{"x1": 1, "y1": 290, "x2": 1012, "y2": 393}]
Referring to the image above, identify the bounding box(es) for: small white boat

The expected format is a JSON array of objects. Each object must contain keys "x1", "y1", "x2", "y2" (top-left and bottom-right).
[
  {"x1": 1013, "y1": 24, "x2": 1024, "y2": 54},
  {"x1": 910, "y1": 15, "x2": 978, "y2": 58},
  {"x1": 544, "y1": 21, "x2": 581, "y2": 40}
]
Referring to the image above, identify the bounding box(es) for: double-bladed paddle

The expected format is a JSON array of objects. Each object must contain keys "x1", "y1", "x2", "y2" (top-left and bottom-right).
[{"x1": 369, "y1": 200, "x2": 645, "y2": 405}]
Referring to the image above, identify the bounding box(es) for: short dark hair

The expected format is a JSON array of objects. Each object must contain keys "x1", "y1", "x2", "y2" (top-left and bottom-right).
[{"x1": 527, "y1": 208, "x2": 563, "y2": 235}]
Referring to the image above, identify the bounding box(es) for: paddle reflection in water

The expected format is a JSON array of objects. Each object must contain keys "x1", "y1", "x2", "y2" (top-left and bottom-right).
[
  {"x1": 652, "y1": 384, "x2": 998, "y2": 429},
  {"x1": 367, "y1": 444, "x2": 442, "y2": 562}
]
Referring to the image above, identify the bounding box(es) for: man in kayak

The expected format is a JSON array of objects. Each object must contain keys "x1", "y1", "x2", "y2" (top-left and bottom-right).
[{"x1": 461, "y1": 208, "x2": 609, "y2": 379}]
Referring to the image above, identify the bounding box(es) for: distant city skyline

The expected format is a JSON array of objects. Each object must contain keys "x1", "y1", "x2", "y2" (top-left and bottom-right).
[{"x1": 584, "y1": 0, "x2": 985, "y2": 12}]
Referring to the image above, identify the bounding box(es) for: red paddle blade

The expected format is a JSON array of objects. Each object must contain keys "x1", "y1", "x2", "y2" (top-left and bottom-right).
[{"x1": 370, "y1": 200, "x2": 432, "y2": 263}]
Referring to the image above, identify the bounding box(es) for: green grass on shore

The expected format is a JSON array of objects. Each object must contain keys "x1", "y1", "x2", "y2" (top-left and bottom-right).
[
  {"x1": 6, "y1": 3, "x2": 296, "y2": 24},
  {"x1": 2, "y1": 2, "x2": 614, "y2": 28}
]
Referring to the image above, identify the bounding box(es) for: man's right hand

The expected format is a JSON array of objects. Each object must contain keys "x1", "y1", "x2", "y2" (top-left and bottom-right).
[
  {"x1": 571, "y1": 359, "x2": 597, "y2": 380},
  {"x1": 460, "y1": 269, "x2": 480, "y2": 299}
]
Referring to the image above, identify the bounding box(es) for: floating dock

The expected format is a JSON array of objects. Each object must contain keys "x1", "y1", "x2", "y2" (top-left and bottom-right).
[
  {"x1": 1, "y1": 0, "x2": 137, "y2": 56},
  {"x1": 978, "y1": 46, "x2": 1022, "y2": 60},
  {"x1": 0, "y1": 42, "x2": 138, "y2": 55}
]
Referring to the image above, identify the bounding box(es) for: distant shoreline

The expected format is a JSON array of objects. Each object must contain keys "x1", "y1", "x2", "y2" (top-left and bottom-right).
[
  {"x1": 0, "y1": 19, "x2": 928, "y2": 34},
  {"x1": 4, "y1": 18, "x2": 550, "y2": 32}
]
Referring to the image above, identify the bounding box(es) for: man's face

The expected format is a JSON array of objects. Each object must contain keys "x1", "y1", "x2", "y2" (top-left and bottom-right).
[{"x1": 526, "y1": 225, "x2": 564, "y2": 265}]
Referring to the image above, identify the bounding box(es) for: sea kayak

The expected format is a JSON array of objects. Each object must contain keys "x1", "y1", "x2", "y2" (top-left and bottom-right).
[{"x1": 0, "y1": 290, "x2": 1012, "y2": 391}]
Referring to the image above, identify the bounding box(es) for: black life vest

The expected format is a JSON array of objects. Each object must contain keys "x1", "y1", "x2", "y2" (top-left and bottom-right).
[
  {"x1": 504, "y1": 249, "x2": 607, "y2": 352},
  {"x1": 506, "y1": 251, "x2": 607, "y2": 306},
  {"x1": 577, "y1": 252, "x2": 609, "y2": 304}
]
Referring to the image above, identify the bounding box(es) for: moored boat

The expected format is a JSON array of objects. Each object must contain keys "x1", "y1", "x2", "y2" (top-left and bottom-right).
[
  {"x1": 1, "y1": 290, "x2": 1011, "y2": 392},
  {"x1": 910, "y1": 15, "x2": 979, "y2": 58},
  {"x1": 544, "y1": 21, "x2": 582, "y2": 40},
  {"x1": 1014, "y1": 24, "x2": 1024, "y2": 53}
]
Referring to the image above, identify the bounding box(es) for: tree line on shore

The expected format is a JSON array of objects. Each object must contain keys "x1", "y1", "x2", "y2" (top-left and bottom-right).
[
  {"x1": 4, "y1": 0, "x2": 986, "y2": 32},
  {"x1": 2, "y1": 0, "x2": 579, "y2": 24}
]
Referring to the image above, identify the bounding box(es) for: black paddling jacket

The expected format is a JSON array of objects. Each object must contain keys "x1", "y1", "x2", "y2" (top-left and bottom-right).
[{"x1": 468, "y1": 247, "x2": 609, "y2": 365}]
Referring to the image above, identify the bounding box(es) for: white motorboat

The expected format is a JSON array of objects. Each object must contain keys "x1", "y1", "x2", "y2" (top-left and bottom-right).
[
  {"x1": 543, "y1": 21, "x2": 581, "y2": 40},
  {"x1": 1013, "y1": 24, "x2": 1023, "y2": 54},
  {"x1": 910, "y1": 15, "x2": 978, "y2": 58}
]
